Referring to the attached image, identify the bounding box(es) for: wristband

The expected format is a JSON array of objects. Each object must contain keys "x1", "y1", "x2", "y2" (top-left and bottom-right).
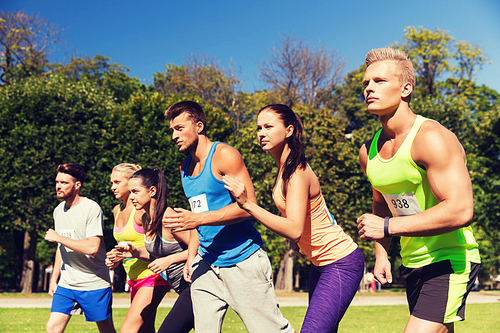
[{"x1": 384, "y1": 217, "x2": 390, "y2": 237}]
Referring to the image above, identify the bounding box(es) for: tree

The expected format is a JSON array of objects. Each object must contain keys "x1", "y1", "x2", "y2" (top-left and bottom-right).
[
  {"x1": 0, "y1": 10, "x2": 62, "y2": 86},
  {"x1": 258, "y1": 33, "x2": 345, "y2": 108},
  {"x1": 397, "y1": 26, "x2": 489, "y2": 99},
  {"x1": 54, "y1": 54, "x2": 150, "y2": 103},
  {"x1": 452, "y1": 41, "x2": 488, "y2": 94},
  {"x1": 153, "y1": 53, "x2": 242, "y2": 126},
  {"x1": 397, "y1": 26, "x2": 454, "y2": 97},
  {"x1": 466, "y1": 95, "x2": 500, "y2": 280},
  {"x1": 333, "y1": 65, "x2": 380, "y2": 132}
]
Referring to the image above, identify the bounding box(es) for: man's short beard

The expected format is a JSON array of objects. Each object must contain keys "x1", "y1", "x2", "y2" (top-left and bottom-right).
[{"x1": 180, "y1": 137, "x2": 198, "y2": 154}]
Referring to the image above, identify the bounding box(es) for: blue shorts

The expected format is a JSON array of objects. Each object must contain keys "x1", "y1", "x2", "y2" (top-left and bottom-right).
[{"x1": 51, "y1": 286, "x2": 113, "y2": 322}]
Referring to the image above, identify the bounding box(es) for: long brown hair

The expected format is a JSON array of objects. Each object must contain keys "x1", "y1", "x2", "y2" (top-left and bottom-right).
[
  {"x1": 130, "y1": 168, "x2": 169, "y2": 236},
  {"x1": 258, "y1": 104, "x2": 307, "y2": 184}
]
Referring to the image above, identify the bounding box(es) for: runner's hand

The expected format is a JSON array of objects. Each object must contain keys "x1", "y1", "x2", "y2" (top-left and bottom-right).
[
  {"x1": 163, "y1": 208, "x2": 200, "y2": 232},
  {"x1": 374, "y1": 258, "x2": 393, "y2": 284},
  {"x1": 183, "y1": 257, "x2": 193, "y2": 283},
  {"x1": 222, "y1": 175, "x2": 250, "y2": 210},
  {"x1": 148, "y1": 257, "x2": 171, "y2": 275},
  {"x1": 357, "y1": 214, "x2": 385, "y2": 240}
]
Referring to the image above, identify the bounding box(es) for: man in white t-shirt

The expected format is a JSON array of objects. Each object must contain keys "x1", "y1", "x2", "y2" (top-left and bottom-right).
[{"x1": 45, "y1": 163, "x2": 116, "y2": 333}]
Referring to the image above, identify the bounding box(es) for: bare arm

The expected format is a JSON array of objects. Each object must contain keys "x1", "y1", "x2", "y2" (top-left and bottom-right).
[
  {"x1": 48, "y1": 246, "x2": 62, "y2": 296},
  {"x1": 183, "y1": 230, "x2": 199, "y2": 283},
  {"x1": 357, "y1": 122, "x2": 473, "y2": 240},
  {"x1": 115, "y1": 243, "x2": 152, "y2": 262},
  {"x1": 164, "y1": 145, "x2": 256, "y2": 231},
  {"x1": 357, "y1": 142, "x2": 393, "y2": 284},
  {"x1": 148, "y1": 224, "x2": 191, "y2": 274},
  {"x1": 372, "y1": 188, "x2": 394, "y2": 284},
  {"x1": 390, "y1": 122, "x2": 473, "y2": 236},
  {"x1": 45, "y1": 229, "x2": 102, "y2": 257},
  {"x1": 222, "y1": 169, "x2": 310, "y2": 243}
]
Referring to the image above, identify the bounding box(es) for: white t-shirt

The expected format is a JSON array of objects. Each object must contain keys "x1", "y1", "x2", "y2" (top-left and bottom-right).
[{"x1": 53, "y1": 197, "x2": 110, "y2": 290}]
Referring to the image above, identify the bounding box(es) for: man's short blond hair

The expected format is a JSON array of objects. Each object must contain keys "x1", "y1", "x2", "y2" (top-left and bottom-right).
[{"x1": 365, "y1": 48, "x2": 416, "y2": 90}]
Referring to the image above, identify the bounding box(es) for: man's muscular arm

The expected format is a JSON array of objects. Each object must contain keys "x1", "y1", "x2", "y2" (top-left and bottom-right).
[
  {"x1": 357, "y1": 142, "x2": 393, "y2": 284},
  {"x1": 164, "y1": 144, "x2": 255, "y2": 231},
  {"x1": 357, "y1": 122, "x2": 473, "y2": 240}
]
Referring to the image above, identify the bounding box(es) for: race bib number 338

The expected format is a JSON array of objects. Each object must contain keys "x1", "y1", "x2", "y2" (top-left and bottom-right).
[
  {"x1": 189, "y1": 193, "x2": 209, "y2": 213},
  {"x1": 383, "y1": 193, "x2": 422, "y2": 217}
]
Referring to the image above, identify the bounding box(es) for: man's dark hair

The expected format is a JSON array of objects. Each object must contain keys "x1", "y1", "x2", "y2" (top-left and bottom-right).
[
  {"x1": 57, "y1": 163, "x2": 86, "y2": 183},
  {"x1": 165, "y1": 101, "x2": 207, "y2": 134}
]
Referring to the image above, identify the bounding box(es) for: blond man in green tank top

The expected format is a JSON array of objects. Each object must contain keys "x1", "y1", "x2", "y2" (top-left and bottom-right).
[{"x1": 356, "y1": 48, "x2": 480, "y2": 333}]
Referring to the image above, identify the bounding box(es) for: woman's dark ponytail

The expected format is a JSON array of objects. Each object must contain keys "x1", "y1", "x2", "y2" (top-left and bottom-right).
[
  {"x1": 258, "y1": 104, "x2": 307, "y2": 184},
  {"x1": 130, "y1": 168, "x2": 169, "y2": 236}
]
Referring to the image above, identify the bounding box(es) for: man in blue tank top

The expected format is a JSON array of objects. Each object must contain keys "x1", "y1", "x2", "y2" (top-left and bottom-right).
[{"x1": 163, "y1": 101, "x2": 294, "y2": 333}]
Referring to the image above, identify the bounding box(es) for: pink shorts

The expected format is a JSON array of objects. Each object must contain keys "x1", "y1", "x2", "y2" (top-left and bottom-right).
[{"x1": 128, "y1": 274, "x2": 170, "y2": 299}]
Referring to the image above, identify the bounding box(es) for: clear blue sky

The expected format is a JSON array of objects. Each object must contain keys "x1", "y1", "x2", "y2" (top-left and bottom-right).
[{"x1": 4, "y1": 0, "x2": 500, "y2": 93}]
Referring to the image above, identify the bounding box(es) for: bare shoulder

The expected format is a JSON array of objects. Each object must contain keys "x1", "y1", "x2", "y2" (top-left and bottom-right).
[
  {"x1": 112, "y1": 204, "x2": 121, "y2": 217},
  {"x1": 134, "y1": 208, "x2": 147, "y2": 227},
  {"x1": 288, "y1": 165, "x2": 312, "y2": 186},
  {"x1": 413, "y1": 120, "x2": 466, "y2": 167},
  {"x1": 215, "y1": 142, "x2": 242, "y2": 159},
  {"x1": 213, "y1": 143, "x2": 246, "y2": 174},
  {"x1": 417, "y1": 120, "x2": 464, "y2": 150}
]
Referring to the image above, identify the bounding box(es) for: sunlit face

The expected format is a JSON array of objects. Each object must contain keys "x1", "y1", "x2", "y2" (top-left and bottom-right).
[
  {"x1": 169, "y1": 112, "x2": 201, "y2": 154},
  {"x1": 128, "y1": 177, "x2": 154, "y2": 211},
  {"x1": 55, "y1": 172, "x2": 80, "y2": 200},
  {"x1": 362, "y1": 60, "x2": 405, "y2": 116},
  {"x1": 256, "y1": 110, "x2": 292, "y2": 152},
  {"x1": 110, "y1": 170, "x2": 130, "y2": 201}
]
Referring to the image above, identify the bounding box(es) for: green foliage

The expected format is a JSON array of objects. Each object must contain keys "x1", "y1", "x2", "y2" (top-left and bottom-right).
[
  {"x1": 54, "y1": 55, "x2": 150, "y2": 103},
  {"x1": 153, "y1": 54, "x2": 240, "y2": 117},
  {"x1": 397, "y1": 26, "x2": 454, "y2": 96},
  {"x1": 332, "y1": 64, "x2": 378, "y2": 132},
  {"x1": 467, "y1": 103, "x2": 500, "y2": 276},
  {"x1": 397, "y1": 26, "x2": 489, "y2": 99}
]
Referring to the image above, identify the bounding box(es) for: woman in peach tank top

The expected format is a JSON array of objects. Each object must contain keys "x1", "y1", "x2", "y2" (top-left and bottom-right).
[{"x1": 223, "y1": 104, "x2": 364, "y2": 332}]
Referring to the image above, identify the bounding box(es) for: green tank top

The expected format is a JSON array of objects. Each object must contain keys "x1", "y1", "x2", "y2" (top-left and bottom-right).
[{"x1": 366, "y1": 115, "x2": 480, "y2": 268}]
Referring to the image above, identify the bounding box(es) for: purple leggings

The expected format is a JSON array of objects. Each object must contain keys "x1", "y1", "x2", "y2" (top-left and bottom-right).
[{"x1": 301, "y1": 247, "x2": 364, "y2": 333}]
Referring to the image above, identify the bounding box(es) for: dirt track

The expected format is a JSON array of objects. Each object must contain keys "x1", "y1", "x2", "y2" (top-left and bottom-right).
[{"x1": 0, "y1": 291, "x2": 498, "y2": 308}]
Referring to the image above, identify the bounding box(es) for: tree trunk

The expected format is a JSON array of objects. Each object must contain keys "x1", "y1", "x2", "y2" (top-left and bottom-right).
[
  {"x1": 20, "y1": 229, "x2": 36, "y2": 294},
  {"x1": 37, "y1": 262, "x2": 45, "y2": 292},
  {"x1": 274, "y1": 249, "x2": 294, "y2": 292},
  {"x1": 275, "y1": 257, "x2": 285, "y2": 290}
]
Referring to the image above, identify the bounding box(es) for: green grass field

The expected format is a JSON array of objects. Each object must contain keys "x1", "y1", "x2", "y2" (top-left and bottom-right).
[{"x1": 0, "y1": 302, "x2": 499, "y2": 332}]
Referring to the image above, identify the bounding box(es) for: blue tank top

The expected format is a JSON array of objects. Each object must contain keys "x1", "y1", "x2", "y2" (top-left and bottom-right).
[{"x1": 181, "y1": 142, "x2": 263, "y2": 267}]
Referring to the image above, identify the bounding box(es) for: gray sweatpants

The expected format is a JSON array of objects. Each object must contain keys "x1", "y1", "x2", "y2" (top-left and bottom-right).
[{"x1": 190, "y1": 248, "x2": 295, "y2": 333}]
